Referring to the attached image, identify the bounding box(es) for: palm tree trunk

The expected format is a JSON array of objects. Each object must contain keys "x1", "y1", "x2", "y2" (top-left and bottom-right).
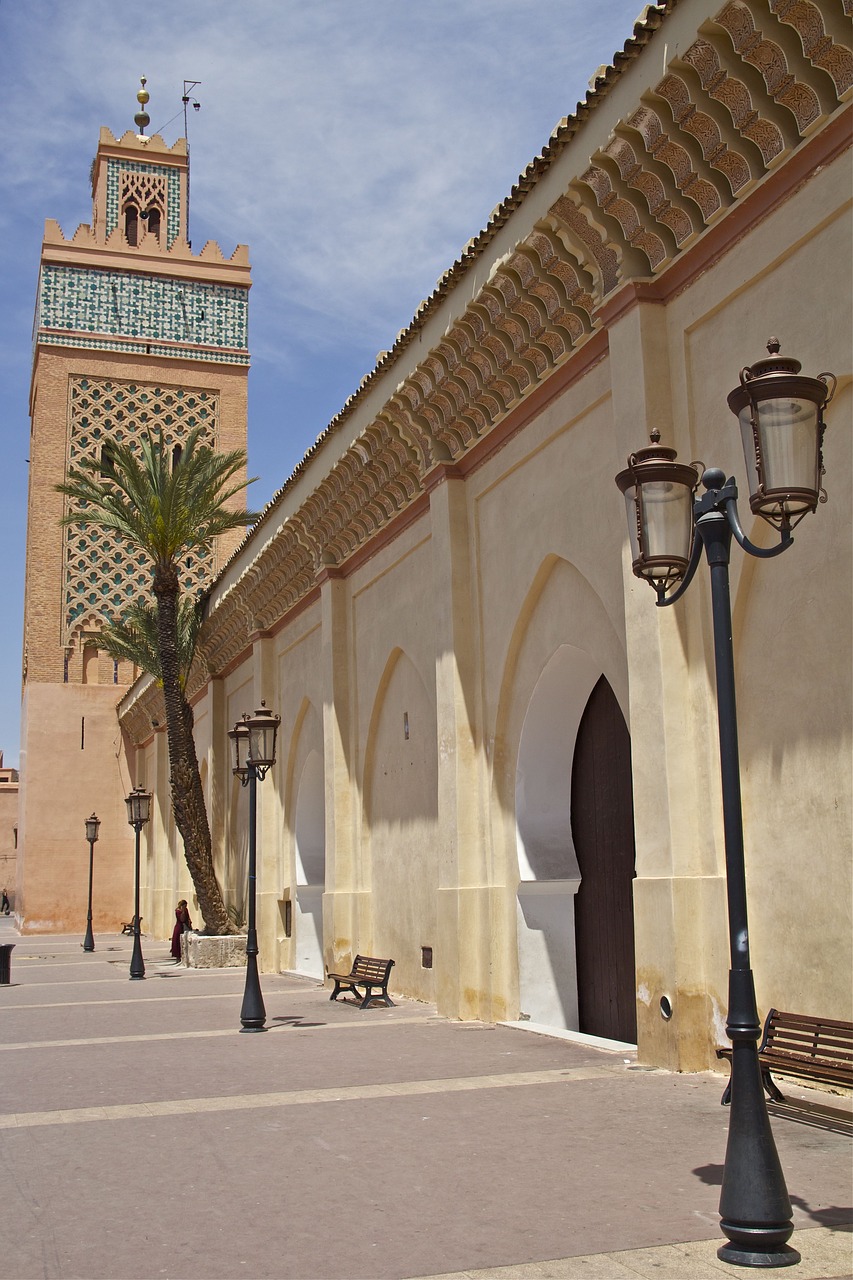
[{"x1": 154, "y1": 574, "x2": 233, "y2": 934}]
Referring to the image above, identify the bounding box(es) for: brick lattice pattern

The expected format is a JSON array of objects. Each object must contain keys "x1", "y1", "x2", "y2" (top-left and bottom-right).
[{"x1": 63, "y1": 376, "x2": 219, "y2": 645}]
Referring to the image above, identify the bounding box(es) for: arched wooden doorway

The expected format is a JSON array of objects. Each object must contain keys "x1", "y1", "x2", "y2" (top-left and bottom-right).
[{"x1": 571, "y1": 675, "x2": 637, "y2": 1043}]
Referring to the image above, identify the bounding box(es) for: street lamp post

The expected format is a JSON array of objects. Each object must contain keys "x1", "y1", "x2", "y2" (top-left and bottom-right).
[
  {"x1": 82, "y1": 813, "x2": 100, "y2": 952},
  {"x1": 229, "y1": 702, "x2": 280, "y2": 1032},
  {"x1": 124, "y1": 787, "x2": 152, "y2": 981},
  {"x1": 616, "y1": 339, "x2": 835, "y2": 1269}
]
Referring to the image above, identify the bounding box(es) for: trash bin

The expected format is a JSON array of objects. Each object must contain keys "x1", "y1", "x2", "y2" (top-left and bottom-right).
[{"x1": 0, "y1": 943, "x2": 14, "y2": 985}]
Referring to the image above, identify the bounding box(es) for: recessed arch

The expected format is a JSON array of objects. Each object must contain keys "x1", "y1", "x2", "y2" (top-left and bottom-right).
[
  {"x1": 284, "y1": 695, "x2": 325, "y2": 978},
  {"x1": 293, "y1": 748, "x2": 325, "y2": 977},
  {"x1": 124, "y1": 203, "x2": 139, "y2": 246},
  {"x1": 514, "y1": 643, "x2": 602, "y2": 1032},
  {"x1": 516, "y1": 643, "x2": 601, "y2": 882},
  {"x1": 295, "y1": 750, "x2": 325, "y2": 886},
  {"x1": 491, "y1": 554, "x2": 631, "y2": 1033},
  {"x1": 363, "y1": 646, "x2": 437, "y2": 1000},
  {"x1": 492, "y1": 554, "x2": 628, "y2": 885},
  {"x1": 225, "y1": 772, "x2": 249, "y2": 928}
]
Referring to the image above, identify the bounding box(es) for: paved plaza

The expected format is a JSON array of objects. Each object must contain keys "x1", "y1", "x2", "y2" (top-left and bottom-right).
[{"x1": 0, "y1": 916, "x2": 850, "y2": 1280}]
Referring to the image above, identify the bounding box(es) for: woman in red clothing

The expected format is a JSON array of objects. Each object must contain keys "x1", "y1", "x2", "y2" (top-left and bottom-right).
[{"x1": 170, "y1": 899, "x2": 193, "y2": 961}]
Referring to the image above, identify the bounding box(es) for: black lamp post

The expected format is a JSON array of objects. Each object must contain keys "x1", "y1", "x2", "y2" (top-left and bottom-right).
[
  {"x1": 124, "y1": 787, "x2": 152, "y2": 981},
  {"x1": 616, "y1": 339, "x2": 835, "y2": 1268},
  {"x1": 229, "y1": 702, "x2": 280, "y2": 1032},
  {"x1": 82, "y1": 813, "x2": 100, "y2": 952}
]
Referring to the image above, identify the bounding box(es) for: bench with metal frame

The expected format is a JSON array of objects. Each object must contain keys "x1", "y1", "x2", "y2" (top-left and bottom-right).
[
  {"x1": 120, "y1": 916, "x2": 143, "y2": 936},
  {"x1": 328, "y1": 955, "x2": 395, "y2": 1010},
  {"x1": 717, "y1": 1008, "x2": 853, "y2": 1104}
]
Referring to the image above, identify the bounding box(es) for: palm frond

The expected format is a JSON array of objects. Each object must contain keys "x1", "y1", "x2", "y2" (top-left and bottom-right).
[
  {"x1": 97, "y1": 596, "x2": 205, "y2": 687},
  {"x1": 57, "y1": 427, "x2": 260, "y2": 570}
]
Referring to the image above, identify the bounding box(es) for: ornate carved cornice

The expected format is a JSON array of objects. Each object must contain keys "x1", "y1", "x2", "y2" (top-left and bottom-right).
[
  {"x1": 299, "y1": 421, "x2": 422, "y2": 566},
  {"x1": 118, "y1": 675, "x2": 164, "y2": 747}
]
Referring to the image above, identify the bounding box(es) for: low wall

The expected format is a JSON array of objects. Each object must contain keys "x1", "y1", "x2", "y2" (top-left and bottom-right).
[{"x1": 182, "y1": 932, "x2": 248, "y2": 969}]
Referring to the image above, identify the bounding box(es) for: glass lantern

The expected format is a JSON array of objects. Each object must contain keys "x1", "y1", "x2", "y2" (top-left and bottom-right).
[{"x1": 616, "y1": 431, "x2": 700, "y2": 593}]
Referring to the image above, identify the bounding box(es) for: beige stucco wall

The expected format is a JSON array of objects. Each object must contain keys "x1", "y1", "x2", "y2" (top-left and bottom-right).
[{"x1": 623, "y1": 152, "x2": 853, "y2": 1067}]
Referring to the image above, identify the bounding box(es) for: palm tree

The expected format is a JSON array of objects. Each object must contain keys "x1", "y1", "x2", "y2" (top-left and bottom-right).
[{"x1": 58, "y1": 427, "x2": 259, "y2": 934}]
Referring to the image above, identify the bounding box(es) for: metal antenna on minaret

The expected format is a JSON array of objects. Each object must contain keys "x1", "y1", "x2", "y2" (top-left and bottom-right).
[
  {"x1": 182, "y1": 81, "x2": 201, "y2": 140},
  {"x1": 182, "y1": 81, "x2": 202, "y2": 249},
  {"x1": 134, "y1": 77, "x2": 150, "y2": 139}
]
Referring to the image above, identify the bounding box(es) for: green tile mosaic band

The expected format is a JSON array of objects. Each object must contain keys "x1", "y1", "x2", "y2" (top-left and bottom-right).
[{"x1": 38, "y1": 265, "x2": 248, "y2": 352}]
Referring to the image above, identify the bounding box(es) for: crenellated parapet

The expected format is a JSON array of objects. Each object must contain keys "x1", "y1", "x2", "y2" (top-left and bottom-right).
[
  {"x1": 41, "y1": 216, "x2": 250, "y2": 268},
  {"x1": 99, "y1": 127, "x2": 187, "y2": 155}
]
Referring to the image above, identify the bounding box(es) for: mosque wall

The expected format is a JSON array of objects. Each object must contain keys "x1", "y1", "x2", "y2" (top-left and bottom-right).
[{"x1": 111, "y1": 0, "x2": 852, "y2": 1069}]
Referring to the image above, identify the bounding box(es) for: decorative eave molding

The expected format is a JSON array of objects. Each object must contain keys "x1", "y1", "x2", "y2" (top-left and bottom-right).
[{"x1": 119, "y1": 0, "x2": 851, "y2": 740}]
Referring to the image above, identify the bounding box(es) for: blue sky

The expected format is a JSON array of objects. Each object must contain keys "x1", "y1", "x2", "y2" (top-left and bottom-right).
[{"x1": 0, "y1": 0, "x2": 646, "y2": 766}]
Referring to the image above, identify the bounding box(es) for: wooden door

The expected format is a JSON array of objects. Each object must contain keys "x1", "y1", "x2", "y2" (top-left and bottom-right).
[{"x1": 571, "y1": 675, "x2": 637, "y2": 1043}]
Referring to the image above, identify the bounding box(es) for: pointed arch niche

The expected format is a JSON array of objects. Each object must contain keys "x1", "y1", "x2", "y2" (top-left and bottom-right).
[
  {"x1": 515, "y1": 643, "x2": 600, "y2": 1030},
  {"x1": 225, "y1": 773, "x2": 249, "y2": 928},
  {"x1": 501, "y1": 556, "x2": 634, "y2": 1038},
  {"x1": 293, "y1": 748, "x2": 325, "y2": 978},
  {"x1": 364, "y1": 648, "x2": 438, "y2": 1001},
  {"x1": 284, "y1": 698, "x2": 325, "y2": 979}
]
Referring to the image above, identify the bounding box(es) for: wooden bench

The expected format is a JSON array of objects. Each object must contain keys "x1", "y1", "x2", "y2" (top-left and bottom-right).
[
  {"x1": 717, "y1": 1008, "x2": 853, "y2": 1105},
  {"x1": 328, "y1": 955, "x2": 395, "y2": 1010},
  {"x1": 120, "y1": 916, "x2": 143, "y2": 935}
]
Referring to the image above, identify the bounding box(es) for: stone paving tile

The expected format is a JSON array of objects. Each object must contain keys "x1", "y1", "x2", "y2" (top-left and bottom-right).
[
  {"x1": 411, "y1": 1228, "x2": 853, "y2": 1279},
  {"x1": 1, "y1": 923, "x2": 850, "y2": 1280}
]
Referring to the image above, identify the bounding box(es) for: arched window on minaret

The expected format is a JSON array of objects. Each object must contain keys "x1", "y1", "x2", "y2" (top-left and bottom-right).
[
  {"x1": 172, "y1": 443, "x2": 183, "y2": 469},
  {"x1": 145, "y1": 208, "x2": 161, "y2": 240},
  {"x1": 125, "y1": 204, "x2": 139, "y2": 246}
]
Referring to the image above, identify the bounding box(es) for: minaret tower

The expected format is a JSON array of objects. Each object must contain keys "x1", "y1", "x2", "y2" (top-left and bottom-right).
[{"x1": 18, "y1": 81, "x2": 251, "y2": 932}]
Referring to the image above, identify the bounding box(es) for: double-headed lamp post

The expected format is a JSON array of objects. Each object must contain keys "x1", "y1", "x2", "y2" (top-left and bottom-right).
[
  {"x1": 124, "y1": 787, "x2": 152, "y2": 981},
  {"x1": 616, "y1": 339, "x2": 835, "y2": 1269},
  {"x1": 82, "y1": 813, "x2": 100, "y2": 952},
  {"x1": 229, "y1": 702, "x2": 280, "y2": 1033}
]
